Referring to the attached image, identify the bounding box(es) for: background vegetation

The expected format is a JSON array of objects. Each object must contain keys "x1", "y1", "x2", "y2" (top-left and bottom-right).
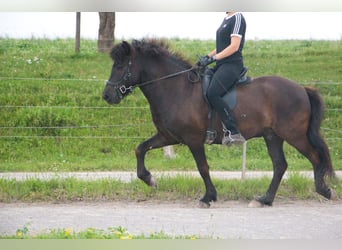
[
  {"x1": 1, "y1": 38, "x2": 341, "y2": 239},
  {"x1": 0, "y1": 38, "x2": 341, "y2": 172}
]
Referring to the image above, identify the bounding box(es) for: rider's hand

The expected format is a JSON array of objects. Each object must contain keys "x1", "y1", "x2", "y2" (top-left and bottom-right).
[{"x1": 197, "y1": 55, "x2": 216, "y2": 67}]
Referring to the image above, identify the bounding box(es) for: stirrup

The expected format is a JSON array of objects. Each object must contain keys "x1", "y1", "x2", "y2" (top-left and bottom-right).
[
  {"x1": 222, "y1": 129, "x2": 233, "y2": 146},
  {"x1": 222, "y1": 129, "x2": 245, "y2": 146}
]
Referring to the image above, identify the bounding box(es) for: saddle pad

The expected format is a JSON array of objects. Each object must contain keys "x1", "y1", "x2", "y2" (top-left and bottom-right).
[{"x1": 222, "y1": 88, "x2": 237, "y2": 110}]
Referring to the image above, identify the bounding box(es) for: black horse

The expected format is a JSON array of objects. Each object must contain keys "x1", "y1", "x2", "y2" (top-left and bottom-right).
[{"x1": 103, "y1": 39, "x2": 336, "y2": 207}]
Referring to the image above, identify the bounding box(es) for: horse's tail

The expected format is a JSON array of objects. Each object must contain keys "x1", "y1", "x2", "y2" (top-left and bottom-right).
[{"x1": 305, "y1": 87, "x2": 335, "y2": 178}]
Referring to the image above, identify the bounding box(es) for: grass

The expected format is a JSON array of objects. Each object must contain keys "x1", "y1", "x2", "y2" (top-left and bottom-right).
[
  {"x1": 0, "y1": 38, "x2": 341, "y2": 172},
  {"x1": 1, "y1": 174, "x2": 341, "y2": 203},
  {"x1": 1, "y1": 224, "x2": 191, "y2": 239}
]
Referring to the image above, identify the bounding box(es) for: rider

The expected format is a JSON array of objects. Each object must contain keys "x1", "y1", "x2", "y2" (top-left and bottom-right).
[{"x1": 197, "y1": 12, "x2": 247, "y2": 146}]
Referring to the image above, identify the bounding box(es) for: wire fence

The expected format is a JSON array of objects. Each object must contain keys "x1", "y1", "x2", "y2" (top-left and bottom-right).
[
  {"x1": 1, "y1": 111, "x2": 341, "y2": 140},
  {"x1": 1, "y1": 119, "x2": 340, "y2": 140},
  {"x1": 1, "y1": 77, "x2": 341, "y2": 140},
  {"x1": 0, "y1": 77, "x2": 105, "y2": 82},
  {"x1": 2, "y1": 76, "x2": 342, "y2": 86},
  {"x1": 1, "y1": 76, "x2": 341, "y2": 174}
]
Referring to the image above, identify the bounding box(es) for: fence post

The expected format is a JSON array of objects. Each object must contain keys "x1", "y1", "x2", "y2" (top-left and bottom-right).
[
  {"x1": 75, "y1": 12, "x2": 81, "y2": 53},
  {"x1": 163, "y1": 146, "x2": 176, "y2": 159},
  {"x1": 241, "y1": 141, "x2": 247, "y2": 179}
]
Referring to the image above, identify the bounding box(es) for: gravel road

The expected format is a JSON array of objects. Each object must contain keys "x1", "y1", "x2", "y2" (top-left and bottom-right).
[
  {"x1": 1, "y1": 171, "x2": 341, "y2": 239},
  {"x1": 1, "y1": 200, "x2": 342, "y2": 239}
]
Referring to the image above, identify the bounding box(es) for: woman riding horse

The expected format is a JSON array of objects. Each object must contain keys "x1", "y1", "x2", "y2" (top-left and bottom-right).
[{"x1": 103, "y1": 39, "x2": 336, "y2": 207}]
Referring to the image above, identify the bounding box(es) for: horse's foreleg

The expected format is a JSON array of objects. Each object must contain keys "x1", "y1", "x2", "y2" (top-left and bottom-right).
[
  {"x1": 250, "y1": 133, "x2": 287, "y2": 207},
  {"x1": 188, "y1": 143, "x2": 217, "y2": 207},
  {"x1": 135, "y1": 133, "x2": 171, "y2": 188}
]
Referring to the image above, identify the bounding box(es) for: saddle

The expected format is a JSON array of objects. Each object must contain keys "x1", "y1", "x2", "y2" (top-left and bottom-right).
[
  {"x1": 237, "y1": 67, "x2": 251, "y2": 86},
  {"x1": 202, "y1": 67, "x2": 252, "y2": 144}
]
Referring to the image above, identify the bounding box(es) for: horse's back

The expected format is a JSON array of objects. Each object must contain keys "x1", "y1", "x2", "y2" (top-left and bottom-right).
[
  {"x1": 234, "y1": 76, "x2": 311, "y2": 138},
  {"x1": 238, "y1": 75, "x2": 310, "y2": 108}
]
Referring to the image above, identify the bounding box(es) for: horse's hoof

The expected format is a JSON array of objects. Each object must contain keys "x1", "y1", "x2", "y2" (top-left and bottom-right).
[
  {"x1": 330, "y1": 189, "x2": 338, "y2": 200},
  {"x1": 248, "y1": 199, "x2": 264, "y2": 208},
  {"x1": 198, "y1": 201, "x2": 210, "y2": 209},
  {"x1": 149, "y1": 176, "x2": 158, "y2": 189}
]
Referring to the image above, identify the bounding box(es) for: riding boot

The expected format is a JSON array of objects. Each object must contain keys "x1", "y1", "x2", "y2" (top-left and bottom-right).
[{"x1": 221, "y1": 106, "x2": 246, "y2": 146}]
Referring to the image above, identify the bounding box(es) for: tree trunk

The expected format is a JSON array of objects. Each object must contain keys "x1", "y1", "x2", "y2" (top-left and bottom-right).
[{"x1": 98, "y1": 12, "x2": 115, "y2": 53}]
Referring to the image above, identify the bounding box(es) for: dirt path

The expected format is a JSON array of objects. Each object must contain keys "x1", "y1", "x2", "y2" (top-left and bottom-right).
[
  {"x1": 1, "y1": 200, "x2": 341, "y2": 239},
  {"x1": 1, "y1": 171, "x2": 342, "y2": 182}
]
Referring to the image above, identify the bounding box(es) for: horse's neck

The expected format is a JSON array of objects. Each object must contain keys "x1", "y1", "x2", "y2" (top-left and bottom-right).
[
  {"x1": 140, "y1": 77, "x2": 184, "y2": 108},
  {"x1": 139, "y1": 61, "x2": 197, "y2": 112},
  {"x1": 140, "y1": 59, "x2": 188, "y2": 95}
]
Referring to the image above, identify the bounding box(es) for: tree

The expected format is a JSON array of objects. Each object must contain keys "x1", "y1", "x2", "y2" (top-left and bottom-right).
[{"x1": 98, "y1": 12, "x2": 115, "y2": 53}]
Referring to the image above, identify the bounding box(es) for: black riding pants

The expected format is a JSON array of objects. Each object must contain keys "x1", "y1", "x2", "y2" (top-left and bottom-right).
[{"x1": 206, "y1": 61, "x2": 243, "y2": 134}]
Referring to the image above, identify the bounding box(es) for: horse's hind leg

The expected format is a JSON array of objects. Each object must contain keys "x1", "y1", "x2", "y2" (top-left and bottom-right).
[
  {"x1": 251, "y1": 131, "x2": 287, "y2": 207},
  {"x1": 135, "y1": 133, "x2": 173, "y2": 188},
  {"x1": 287, "y1": 136, "x2": 335, "y2": 200},
  {"x1": 188, "y1": 143, "x2": 217, "y2": 207}
]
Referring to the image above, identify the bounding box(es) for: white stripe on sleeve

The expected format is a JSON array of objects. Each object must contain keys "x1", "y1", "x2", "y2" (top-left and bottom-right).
[{"x1": 233, "y1": 13, "x2": 242, "y2": 35}]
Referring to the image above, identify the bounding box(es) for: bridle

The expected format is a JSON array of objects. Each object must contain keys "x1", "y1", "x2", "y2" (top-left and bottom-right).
[
  {"x1": 105, "y1": 59, "x2": 135, "y2": 100},
  {"x1": 105, "y1": 57, "x2": 200, "y2": 100}
]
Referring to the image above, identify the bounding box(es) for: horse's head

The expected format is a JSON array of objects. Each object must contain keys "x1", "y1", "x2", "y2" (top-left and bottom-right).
[
  {"x1": 103, "y1": 41, "x2": 140, "y2": 104},
  {"x1": 103, "y1": 38, "x2": 195, "y2": 104}
]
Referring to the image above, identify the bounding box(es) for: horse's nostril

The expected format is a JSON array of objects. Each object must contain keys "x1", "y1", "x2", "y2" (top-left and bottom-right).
[{"x1": 103, "y1": 94, "x2": 109, "y2": 100}]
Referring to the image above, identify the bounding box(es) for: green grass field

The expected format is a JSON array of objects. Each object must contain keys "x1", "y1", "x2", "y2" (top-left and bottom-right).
[{"x1": 0, "y1": 38, "x2": 341, "y2": 172}]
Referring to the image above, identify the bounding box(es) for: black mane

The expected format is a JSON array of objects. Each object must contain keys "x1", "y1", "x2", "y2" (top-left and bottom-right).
[{"x1": 110, "y1": 39, "x2": 192, "y2": 68}]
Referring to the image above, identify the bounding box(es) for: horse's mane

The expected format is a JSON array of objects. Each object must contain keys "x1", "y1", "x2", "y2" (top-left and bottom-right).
[{"x1": 110, "y1": 38, "x2": 192, "y2": 69}]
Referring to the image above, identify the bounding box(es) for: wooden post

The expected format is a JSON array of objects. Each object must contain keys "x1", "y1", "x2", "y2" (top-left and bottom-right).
[
  {"x1": 163, "y1": 146, "x2": 176, "y2": 159},
  {"x1": 241, "y1": 141, "x2": 247, "y2": 179},
  {"x1": 75, "y1": 12, "x2": 81, "y2": 53}
]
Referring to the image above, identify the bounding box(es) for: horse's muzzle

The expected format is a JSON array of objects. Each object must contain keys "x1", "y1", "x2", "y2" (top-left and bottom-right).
[{"x1": 103, "y1": 91, "x2": 121, "y2": 104}]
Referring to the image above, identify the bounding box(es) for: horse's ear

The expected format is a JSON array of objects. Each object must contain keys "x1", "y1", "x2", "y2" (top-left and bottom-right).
[{"x1": 122, "y1": 41, "x2": 131, "y2": 56}]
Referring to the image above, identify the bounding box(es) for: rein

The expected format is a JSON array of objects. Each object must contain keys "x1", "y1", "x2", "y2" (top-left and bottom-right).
[{"x1": 137, "y1": 66, "x2": 198, "y2": 88}]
